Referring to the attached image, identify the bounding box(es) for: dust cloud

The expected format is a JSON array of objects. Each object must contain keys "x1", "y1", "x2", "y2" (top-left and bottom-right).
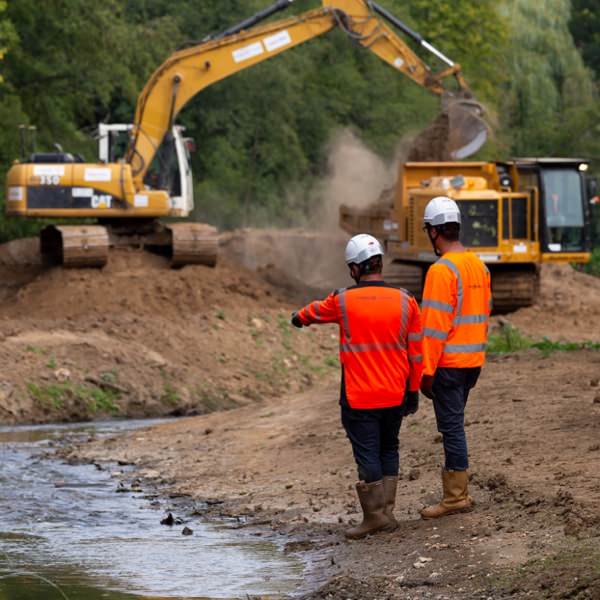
[{"x1": 312, "y1": 129, "x2": 401, "y2": 232}]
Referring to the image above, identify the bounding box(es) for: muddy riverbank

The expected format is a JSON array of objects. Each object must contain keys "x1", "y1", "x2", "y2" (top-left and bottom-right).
[
  {"x1": 0, "y1": 420, "x2": 309, "y2": 599},
  {"x1": 0, "y1": 243, "x2": 339, "y2": 425},
  {"x1": 65, "y1": 349, "x2": 600, "y2": 599}
]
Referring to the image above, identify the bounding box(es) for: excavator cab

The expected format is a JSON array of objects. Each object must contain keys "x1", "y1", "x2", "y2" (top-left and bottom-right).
[{"x1": 98, "y1": 123, "x2": 194, "y2": 216}]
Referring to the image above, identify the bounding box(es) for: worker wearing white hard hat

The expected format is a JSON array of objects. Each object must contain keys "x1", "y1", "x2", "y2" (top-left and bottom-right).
[
  {"x1": 290, "y1": 233, "x2": 423, "y2": 539},
  {"x1": 420, "y1": 196, "x2": 492, "y2": 519}
]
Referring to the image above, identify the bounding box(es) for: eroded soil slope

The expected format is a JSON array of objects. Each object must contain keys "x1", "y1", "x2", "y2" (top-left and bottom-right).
[
  {"x1": 0, "y1": 242, "x2": 338, "y2": 424},
  {"x1": 505, "y1": 264, "x2": 600, "y2": 342}
]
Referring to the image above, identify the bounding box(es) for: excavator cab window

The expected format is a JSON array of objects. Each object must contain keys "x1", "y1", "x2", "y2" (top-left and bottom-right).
[
  {"x1": 143, "y1": 134, "x2": 181, "y2": 197},
  {"x1": 540, "y1": 168, "x2": 586, "y2": 252}
]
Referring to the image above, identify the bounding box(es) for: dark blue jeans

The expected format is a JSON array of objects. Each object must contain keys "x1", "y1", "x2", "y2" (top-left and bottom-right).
[
  {"x1": 341, "y1": 404, "x2": 404, "y2": 483},
  {"x1": 432, "y1": 367, "x2": 481, "y2": 471}
]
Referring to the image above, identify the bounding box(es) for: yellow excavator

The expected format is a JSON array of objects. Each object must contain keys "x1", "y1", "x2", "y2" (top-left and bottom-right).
[{"x1": 4, "y1": 0, "x2": 487, "y2": 267}]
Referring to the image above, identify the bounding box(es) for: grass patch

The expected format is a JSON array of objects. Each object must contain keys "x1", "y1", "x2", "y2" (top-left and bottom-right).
[
  {"x1": 297, "y1": 353, "x2": 327, "y2": 376},
  {"x1": 100, "y1": 369, "x2": 119, "y2": 385},
  {"x1": 487, "y1": 325, "x2": 534, "y2": 354},
  {"x1": 161, "y1": 382, "x2": 180, "y2": 406},
  {"x1": 578, "y1": 247, "x2": 600, "y2": 277},
  {"x1": 25, "y1": 345, "x2": 47, "y2": 355},
  {"x1": 488, "y1": 325, "x2": 600, "y2": 356},
  {"x1": 27, "y1": 383, "x2": 67, "y2": 410},
  {"x1": 490, "y1": 536, "x2": 600, "y2": 599},
  {"x1": 277, "y1": 313, "x2": 293, "y2": 351},
  {"x1": 323, "y1": 355, "x2": 339, "y2": 368},
  {"x1": 26, "y1": 382, "x2": 120, "y2": 413},
  {"x1": 80, "y1": 386, "x2": 120, "y2": 414},
  {"x1": 46, "y1": 357, "x2": 57, "y2": 369}
]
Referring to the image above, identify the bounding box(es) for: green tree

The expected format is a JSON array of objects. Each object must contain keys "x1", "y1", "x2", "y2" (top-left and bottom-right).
[
  {"x1": 499, "y1": 0, "x2": 600, "y2": 158},
  {"x1": 570, "y1": 0, "x2": 600, "y2": 78}
]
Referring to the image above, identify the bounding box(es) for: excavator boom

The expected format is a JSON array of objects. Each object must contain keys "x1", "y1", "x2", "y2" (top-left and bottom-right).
[
  {"x1": 6, "y1": 0, "x2": 487, "y2": 269},
  {"x1": 127, "y1": 0, "x2": 487, "y2": 185}
]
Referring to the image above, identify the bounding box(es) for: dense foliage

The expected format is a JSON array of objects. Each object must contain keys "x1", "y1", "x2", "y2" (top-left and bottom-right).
[{"x1": 0, "y1": 0, "x2": 599, "y2": 238}]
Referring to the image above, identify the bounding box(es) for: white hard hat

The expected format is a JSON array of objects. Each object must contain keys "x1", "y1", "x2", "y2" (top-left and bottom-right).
[
  {"x1": 423, "y1": 196, "x2": 462, "y2": 227},
  {"x1": 345, "y1": 234, "x2": 384, "y2": 265}
]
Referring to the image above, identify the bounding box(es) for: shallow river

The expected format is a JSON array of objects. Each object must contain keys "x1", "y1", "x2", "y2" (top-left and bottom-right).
[{"x1": 0, "y1": 420, "x2": 305, "y2": 599}]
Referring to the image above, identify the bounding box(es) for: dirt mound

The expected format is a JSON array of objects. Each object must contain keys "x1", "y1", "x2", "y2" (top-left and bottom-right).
[
  {"x1": 0, "y1": 236, "x2": 42, "y2": 266},
  {"x1": 0, "y1": 247, "x2": 282, "y2": 321},
  {"x1": 502, "y1": 264, "x2": 600, "y2": 341},
  {"x1": 0, "y1": 243, "x2": 339, "y2": 424}
]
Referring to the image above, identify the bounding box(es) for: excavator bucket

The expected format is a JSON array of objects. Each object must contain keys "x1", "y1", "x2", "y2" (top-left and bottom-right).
[
  {"x1": 407, "y1": 92, "x2": 488, "y2": 162},
  {"x1": 443, "y1": 92, "x2": 488, "y2": 159}
]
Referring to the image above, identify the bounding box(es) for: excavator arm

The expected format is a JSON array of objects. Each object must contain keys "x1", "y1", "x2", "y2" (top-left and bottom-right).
[{"x1": 127, "y1": 0, "x2": 485, "y2": 186}]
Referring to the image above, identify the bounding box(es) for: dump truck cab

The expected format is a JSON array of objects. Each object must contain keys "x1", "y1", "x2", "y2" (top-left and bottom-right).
[
  {"x1": 339, "y1": 159, "x2": 592, "y2": 312},
  {"x1": 502, "y1": 158, "x2": 592, "y2": 262}
]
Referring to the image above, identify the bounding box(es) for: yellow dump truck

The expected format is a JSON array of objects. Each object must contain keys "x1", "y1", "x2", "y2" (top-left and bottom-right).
[{"x1": 340, "y1": 159, "x2": 593, "y2": 312}]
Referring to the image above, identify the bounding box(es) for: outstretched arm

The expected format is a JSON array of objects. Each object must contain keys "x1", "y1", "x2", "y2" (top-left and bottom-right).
[{"x1": 293, "y1": 292, "x2": 340, "y2": 327}]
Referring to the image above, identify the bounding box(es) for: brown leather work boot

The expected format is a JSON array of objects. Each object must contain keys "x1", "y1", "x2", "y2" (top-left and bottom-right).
[
  {"x1": 382, "y1": 476, "x2": 399, "y2": 531},
  {"x1": 420, "y1": 469, "x2": 473, "y2": 520},
  {"x1": 345, "y1": 480, "x2": 392, "y2": 540}
]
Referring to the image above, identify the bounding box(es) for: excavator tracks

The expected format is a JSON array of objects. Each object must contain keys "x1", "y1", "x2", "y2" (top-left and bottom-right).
[
  {"x1": 40, "y1": 225, "x2": 110, "y2": 268},
  {"x1": 39, "y1": 221, "x2": 219, "y2": 269},
  {"x1": 383, "y1": 259, "x2": 539, "y2": 313},
  {"x1": 167, "y1": 223, "x2": 218, "y2": 268},
  {"x1": 489, "y1": 265, "x2": 539, "y2": 313}
]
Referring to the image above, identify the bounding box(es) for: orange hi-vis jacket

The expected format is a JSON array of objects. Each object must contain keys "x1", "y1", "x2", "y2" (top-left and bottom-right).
[
  {"x1": 297, "y1": 281, "x2": 423, "y2": 410},
  {"x1": 421, "y1": 251, "x2": 492, "y2": 376}
]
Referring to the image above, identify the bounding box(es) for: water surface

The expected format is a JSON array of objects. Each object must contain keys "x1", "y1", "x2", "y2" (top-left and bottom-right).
[{"x1": 0, "y1": 420, "x2": 304, "y2": 599}]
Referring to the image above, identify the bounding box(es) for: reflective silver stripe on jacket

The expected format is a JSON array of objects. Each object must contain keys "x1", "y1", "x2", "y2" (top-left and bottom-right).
[
  {"x1": 408, "y1": 353, "x2": 423, "y2": 363},
  {"x1": 453, "y1": 314, "x2": 489, "y2": 325},
  {"x1": 408, "y1": 332, "x2": 423, "y2": 342},
  {"x1": 338, "y1": 291, "x2": 351, "y2": 340},
  {"x1": 399, "y1": 290, "x2": 409, "y2": 349},
  {"x1": 437, "y1": 257, "x2": 489, "y2": 328},
  {"x1": 311, "y1": 301, "x2": 322, "y2": 321},
  {"x1": 424, "y1": 327, "x2": 448, "y2": 341},
  {"x1": 436, "y1": 258, "x2": 463, "y2": 325},
  {"x1": 422, "y1": 299, "x2": 454, "y2": 313},
  {"x1": 340, "y1": 341, "x2": 406, "y2": 353},
  {"x1": 443, "y1": 343, "x2": 487, "y2": 353}
]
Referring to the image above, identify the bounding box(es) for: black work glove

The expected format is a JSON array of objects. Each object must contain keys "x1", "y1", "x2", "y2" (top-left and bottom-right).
[
  {"x1": 403, "y1": 391, "x2": 419, "y2": 416},
  {"x1": 420, "y1": 374, "x2": 436, "y2": 401},
  {"x1": 291, "y1": 312, "x2": 304, "y2": 328}
]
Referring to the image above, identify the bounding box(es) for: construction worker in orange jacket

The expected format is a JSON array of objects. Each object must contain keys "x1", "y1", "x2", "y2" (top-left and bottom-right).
[
  {"x1": 291, "y1": 234, "x2": 423, "y2": 539},
  {"x1": 419, "y1": 196, "x2": 492, "y2": 519}
]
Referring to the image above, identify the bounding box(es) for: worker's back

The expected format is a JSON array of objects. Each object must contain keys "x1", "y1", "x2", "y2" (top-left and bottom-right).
[
  {"x1": 298, "y1": 281, "x2": 422, "y2": 409},
  {"x1": 422, "y1": 251, "x2": 491, "y2": 374}
]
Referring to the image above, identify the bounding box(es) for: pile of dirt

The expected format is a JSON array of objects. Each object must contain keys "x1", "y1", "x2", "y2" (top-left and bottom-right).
[
  {"x1": 1, "y1": 246, "x2": 283, "y2": 320},
  {"x1": 501, "y1": 264, "x2": 600, "y2": 342},
  {"x1": 0, "y1": 243, "x2": 339, "y2": 424}
]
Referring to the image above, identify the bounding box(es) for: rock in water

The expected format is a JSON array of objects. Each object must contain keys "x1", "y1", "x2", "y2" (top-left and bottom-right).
[{"x1": 161, "y1": 512, "x2": 175, "y2": 526}]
